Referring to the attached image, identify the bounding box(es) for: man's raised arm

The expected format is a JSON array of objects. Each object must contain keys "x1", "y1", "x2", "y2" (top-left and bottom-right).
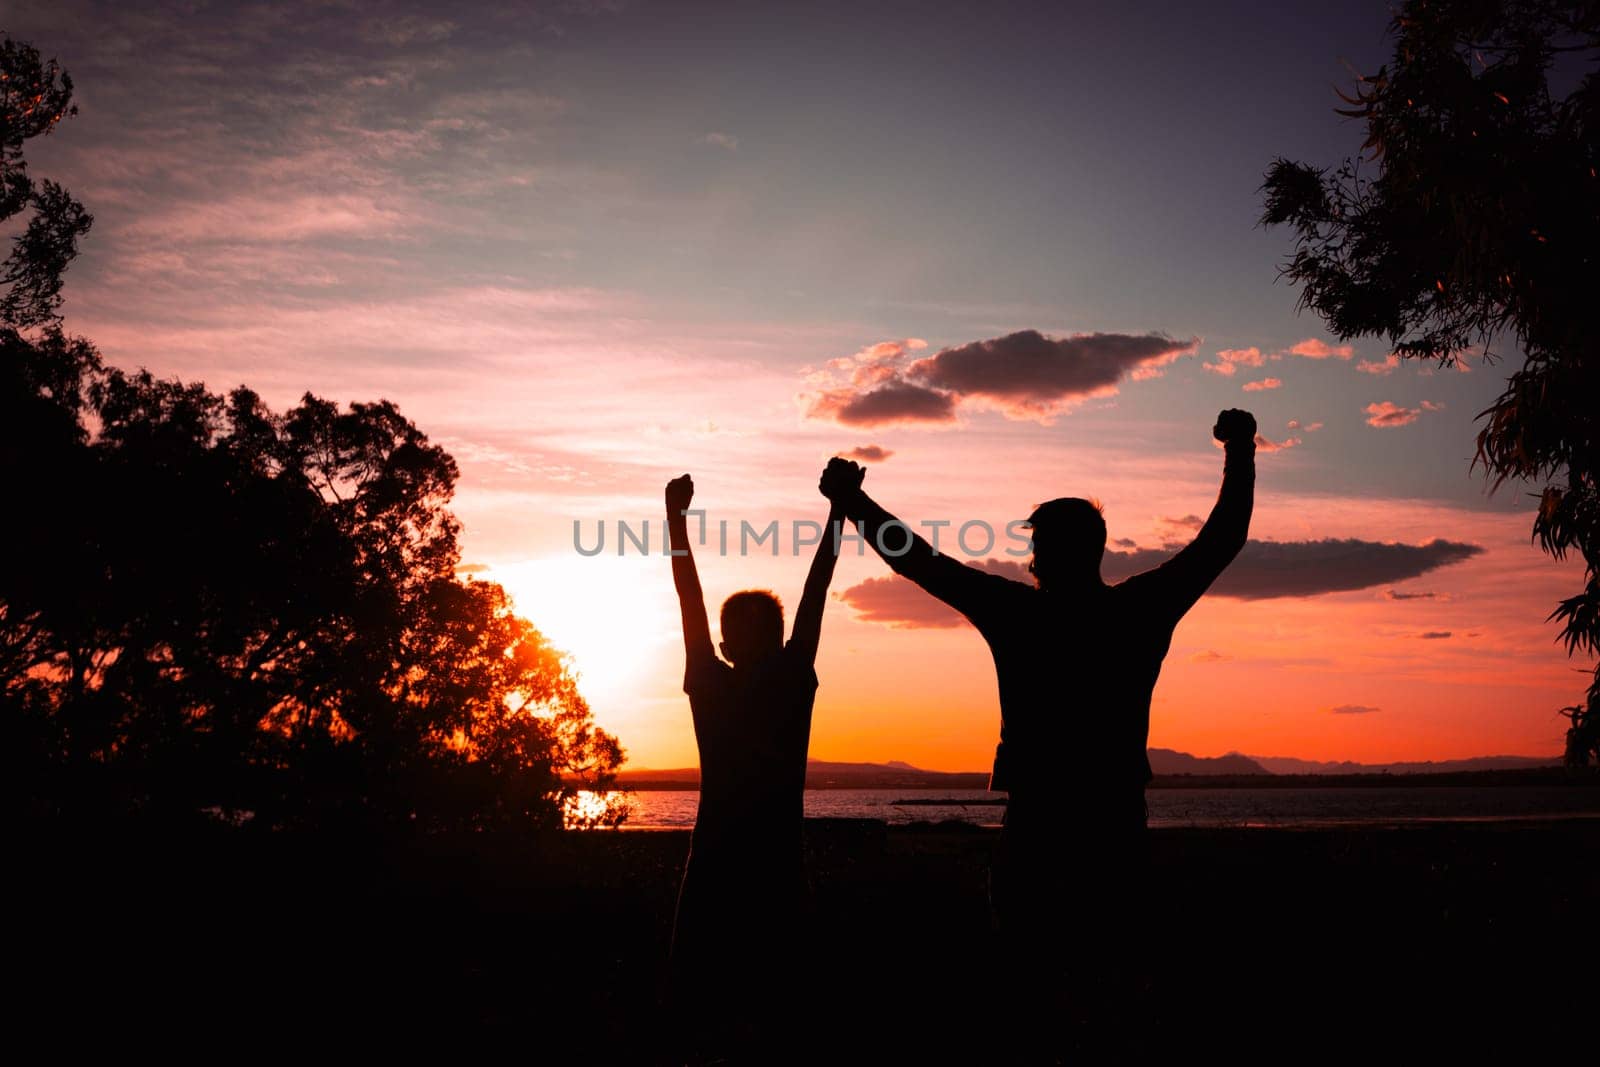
[
  {"x1": 819, "y1": 457, "x2": 1003, "y2": 624},
  {"x1": 1145, "y1": 409, "x2": 1256, "y2": 618},
  {"x1": 666, "y1": 474, "x2": 715, "y2": 665}
]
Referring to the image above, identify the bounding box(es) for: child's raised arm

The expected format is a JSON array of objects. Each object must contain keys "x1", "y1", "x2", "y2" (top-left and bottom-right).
[
  {"x1": 789, "y1": 460, "x2": 863, "y2": 666},
  {"x1": 666, "y1": 474, "x2": 715, "y2": 665}
]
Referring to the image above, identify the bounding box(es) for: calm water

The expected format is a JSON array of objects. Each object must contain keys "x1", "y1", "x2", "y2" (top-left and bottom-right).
[{"x1": 606, "y1": 786, "x2": 1600, "y2": 829}]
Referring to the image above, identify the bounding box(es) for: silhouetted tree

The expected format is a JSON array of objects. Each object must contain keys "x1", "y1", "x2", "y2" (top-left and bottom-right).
[
  {"x1": 1261, "y1": 0, "x2": 1599, "y2": 765},
  {"x1": 1, "y1": 36, "x2": 90, "y2": 329},
  {"x1": 1, "y1": 33, "x2": 624, "y2": 827}
]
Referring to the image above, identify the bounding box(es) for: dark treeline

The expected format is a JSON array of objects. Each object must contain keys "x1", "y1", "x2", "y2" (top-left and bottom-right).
[{"x1": 1, "y1": 37, "x2": 621, "y2": 831}]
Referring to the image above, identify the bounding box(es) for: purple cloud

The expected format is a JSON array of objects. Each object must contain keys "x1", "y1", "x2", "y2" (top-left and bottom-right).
[
  {"x1": 805, "y1": 329, "x2": 1198, "y2": 427},
  {"x1": 808, "y1": 380, "x2": 957, "y2": 427}
]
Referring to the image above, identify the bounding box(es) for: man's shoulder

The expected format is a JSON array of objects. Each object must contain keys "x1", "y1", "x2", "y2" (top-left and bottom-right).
[
  {"x1": 1108, "y1": 565, "x2": 1165, "y2": 597},
  {"x1": 964, "y1": 562, "x2": 1038, "y2": 603},
  {"x1": 952, "y1": 565, "x2": 1034, "y2": 628}
]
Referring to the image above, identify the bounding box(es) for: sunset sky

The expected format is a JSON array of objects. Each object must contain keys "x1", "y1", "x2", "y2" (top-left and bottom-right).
[{"x1": 13, "y1": 0, "x2": 1592, "y2": 769}]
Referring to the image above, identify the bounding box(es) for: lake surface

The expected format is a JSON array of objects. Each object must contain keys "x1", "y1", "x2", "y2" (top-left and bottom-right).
[{"x1": 609, "y1": 786, "x2": 1600, "y2": 829}]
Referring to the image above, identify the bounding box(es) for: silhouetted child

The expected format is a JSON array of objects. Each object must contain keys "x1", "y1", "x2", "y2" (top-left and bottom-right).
[{"x1": 663, "y1": 469, "x2": 854, "y2": 1048}]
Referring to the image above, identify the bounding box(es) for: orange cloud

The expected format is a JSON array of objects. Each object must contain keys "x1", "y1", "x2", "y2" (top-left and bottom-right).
[
  {"x1": 1356, "y1": 354, "x2": 1401, "y2": 375},
  {"x1": 1218, "y1": 346, "x2": 1266, "y2": 366},
  {"x1": 864, "y1": 339, "x2": 928, "y2": 360},
  {"x1": 1364, "y1": 401, "x2": 1421, "y2": 427},
  {"x1": 1242, "y1": 377, "x2": 1282, "y2": 392},
  {"x1": 1202, "y1": 347, "x2": 1266, "y2": 376},
  {"x1": 1288, "y1": 339, "x2": 1355, "y2": 360}
]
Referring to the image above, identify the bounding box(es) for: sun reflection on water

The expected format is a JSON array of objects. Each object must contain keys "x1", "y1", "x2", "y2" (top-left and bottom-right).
[{"x1": 562, "y1": 789, "x2": 635, "y2": 829}]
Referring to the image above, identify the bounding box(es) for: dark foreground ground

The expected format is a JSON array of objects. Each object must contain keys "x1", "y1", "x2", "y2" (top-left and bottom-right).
[{"x1": 14, "y1": 817, "x2": 1598, "y2": 1062}]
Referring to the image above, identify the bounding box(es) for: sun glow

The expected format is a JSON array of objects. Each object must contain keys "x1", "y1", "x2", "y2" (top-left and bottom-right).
[{"x1": 488, "y1": 555, "x2": 676, "y2": 713}]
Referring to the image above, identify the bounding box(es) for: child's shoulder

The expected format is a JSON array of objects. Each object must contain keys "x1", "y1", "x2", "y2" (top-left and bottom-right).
[
  {"x1": 778, "y1": 643, "x2": 822, "y2": 684},
  {"x1": 683, "y1": 651, "x2": 733, "y2": 694}
]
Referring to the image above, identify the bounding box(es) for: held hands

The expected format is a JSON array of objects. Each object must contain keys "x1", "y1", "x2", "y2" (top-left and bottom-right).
[
  {"x1": 1213, "y1": 409, "x2": 1257, "y2": 448},
  {"x1": 665, "y1": 473, "x2": 695, "y2": 516},
  {"x1": 819, "y1": 457, "x2": 866, "y2": 502}
]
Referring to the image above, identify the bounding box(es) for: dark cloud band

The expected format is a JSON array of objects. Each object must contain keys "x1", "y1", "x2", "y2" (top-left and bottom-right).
[{"x1": 838, "y1": 537, "x2": 1484, "y2": 627}]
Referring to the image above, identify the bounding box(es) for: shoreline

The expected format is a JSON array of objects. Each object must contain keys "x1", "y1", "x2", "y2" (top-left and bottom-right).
[{"x1": 609, "y1": 810, "x2": 1600, "y2": 831}]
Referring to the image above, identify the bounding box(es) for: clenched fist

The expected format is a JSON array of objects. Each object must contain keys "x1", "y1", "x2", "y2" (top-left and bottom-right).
[
  {"x1": 665, "y1": 473, "x2": 695, "y2": 514},
  {"x1": 819, "y1": 457, "x2": 866, "y2": 502},
  {"x1": 1213, "y1": 409, "x2": 1257, "y2": 448}
]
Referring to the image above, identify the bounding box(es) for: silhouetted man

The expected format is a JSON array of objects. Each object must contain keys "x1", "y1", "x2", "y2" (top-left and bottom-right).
[
  {"x1": 819, "y1": 410, "x2": 1256, "y2": 992},
  {"x1": 664, "y1": 469, "x2": 854, "y2": 1042}
]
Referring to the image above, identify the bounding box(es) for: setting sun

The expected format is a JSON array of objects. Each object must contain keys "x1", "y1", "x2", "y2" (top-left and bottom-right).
[{"x1": 489, "y1": 555, "x2": 676, "y2": 717}]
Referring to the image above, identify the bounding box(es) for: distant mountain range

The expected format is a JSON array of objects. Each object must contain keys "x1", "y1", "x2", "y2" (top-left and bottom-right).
[
  {"x1": 617, "y1": 759, "x2": 988, "y2": 790},
  {"x1": 1243, "y1": 754, "x2": 1561, "y2": 775},
  {"x1": 1149, "y1": 748, "x2": 1270, "y2": 775},
  {"x1": 614, "y1": 750, "x2": 1562, "y2": 790}
]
